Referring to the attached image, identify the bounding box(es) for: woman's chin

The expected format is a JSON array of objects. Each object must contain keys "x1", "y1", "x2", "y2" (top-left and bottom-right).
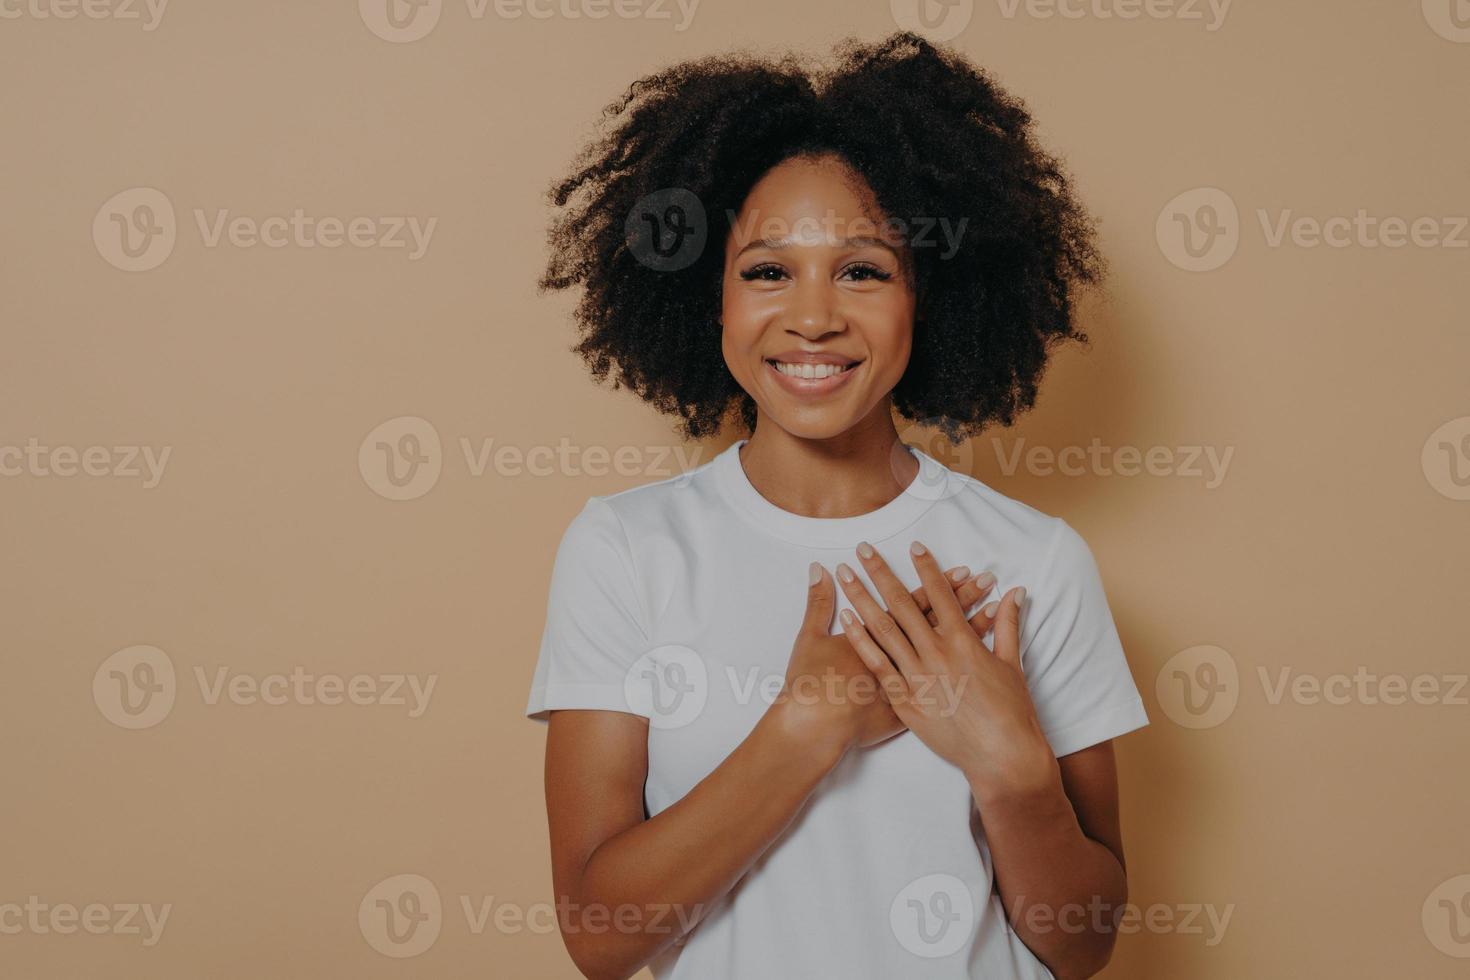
[{"x1": 757, "y1": 403, "x2": 870, "y2": 442}]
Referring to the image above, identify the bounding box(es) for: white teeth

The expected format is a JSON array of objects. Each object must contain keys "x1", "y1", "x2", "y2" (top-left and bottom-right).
[{"x1": 772, "y1": 361, "x2": 852, "y2": 380}]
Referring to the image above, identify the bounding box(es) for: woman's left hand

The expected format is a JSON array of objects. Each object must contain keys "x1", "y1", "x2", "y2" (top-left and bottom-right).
[{"x1": 835, "y1": 539, "x2": 1061, "y2": 805}]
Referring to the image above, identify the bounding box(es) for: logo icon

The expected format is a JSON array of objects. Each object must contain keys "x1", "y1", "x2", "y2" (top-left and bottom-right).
[
  {"x1": 894, "y1": 419, "x2": 973, "y2": 504},
  {"x1": 359, "y1": 416, "x2": 443, "y2": 501},
  {"x1": 93, "y1": 188, "x2": 176, "y2": 272},
  {"x1": 890, "y1": 873, "x2": 975, "y2": 958},
  {"x1": 1156, "y1": 187, "x2": 1239, "y2": 272},
  {"x1": 359, "y1": 0, "x2": 443, "y2": 42},
  {"x1": 359, "y1": 873, "x2": 442, "y2": 957},
  {"x1": 1422, "y1": 416, "x2": 1470, "y2": 501},
  {"x1": 625, "y1": 189, "x2": 707, "y2": 272},
  {"x1": 1423, "y1": 0, "x2": 1470, "y2": 42},
  {"x1": 93, "y1": 645, "x2": 177, "y2": 729},
  {"x1": 1423, "y1": 874, "x2": 1470, "y2": 957},
  {"x1": 624, "y1": 645, "x2": 708, "y2": 729},
  {"x1": 1156, "y1": 644, "x2": 1239, "y2": 729},
  {"x1": 890, "y1": 0, "x2": 975, "y2": 41}
]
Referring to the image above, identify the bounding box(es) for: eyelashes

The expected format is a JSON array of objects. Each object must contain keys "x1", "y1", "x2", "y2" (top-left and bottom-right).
[
  {"x1": 737, "y1": 261, "x2": 894, "y2": 282},
  {"x1": 739, "y1": 263, "x2": 786, "y2": 282},
  {"x1": 843, "y1": 262, "x2": 894, "y2": 282}
]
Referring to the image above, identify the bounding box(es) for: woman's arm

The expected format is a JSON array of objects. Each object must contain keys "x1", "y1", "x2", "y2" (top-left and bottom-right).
[
  {"x1": 973, "y1": 739, "x2": 1128, "y2": 980},
  {"x1": 544, "y1": 701, "x2": 842, "y2": 980},
  {"x1": 542, "y1": 563, "x2": 884, "y2": 980},
  {"x1": 834, "y1": 542, "x2": 1134, "y2": 980}
]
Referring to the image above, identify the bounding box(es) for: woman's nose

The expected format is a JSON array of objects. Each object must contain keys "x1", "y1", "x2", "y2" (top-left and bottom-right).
[{"x1": 785, "y1": 279, "x2": 844, "y2": 338}]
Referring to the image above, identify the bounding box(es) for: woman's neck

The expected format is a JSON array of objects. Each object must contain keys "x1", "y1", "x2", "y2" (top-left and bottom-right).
[{"x1": 737, "y1": 406, "x2": 921, "y2": 520}]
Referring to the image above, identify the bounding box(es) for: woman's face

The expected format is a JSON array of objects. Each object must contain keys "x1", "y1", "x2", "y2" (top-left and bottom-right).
[{"x1": 721, "y1": 154, "x2": 916, "y2": 442}]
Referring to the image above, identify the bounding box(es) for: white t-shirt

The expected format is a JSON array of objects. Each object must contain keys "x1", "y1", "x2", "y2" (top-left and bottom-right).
[{"x1": 526, "y1": 438, "x2": 1149, "y2": 980}]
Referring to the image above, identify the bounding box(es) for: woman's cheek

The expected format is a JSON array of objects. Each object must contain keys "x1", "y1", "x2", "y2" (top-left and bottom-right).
[
  {"x1": 719, "y1": 298, "x2": 768, "y2": 384},
  {"x1": 726, "y1": 289, "x2": 781, "y2": 329},
  {"x1": 722, "y1": 297, "x2": 782, "y2": 355},
  {"x1": 855, "y1": 301, "x2": 915, "y2": 386}
]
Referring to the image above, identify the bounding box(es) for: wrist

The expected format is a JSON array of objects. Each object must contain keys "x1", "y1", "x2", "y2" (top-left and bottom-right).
[
  {"x1": 762, "y1": 701, "x2": 853, "y2": 772},
  {"x1": 970, "y1": 768, "x2": 1081, "y2": 861},
  {"x1": 965, "y1": 735, "x2": 1064, "y2": 813}
]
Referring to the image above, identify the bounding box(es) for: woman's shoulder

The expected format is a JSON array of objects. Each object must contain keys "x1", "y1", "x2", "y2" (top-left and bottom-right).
[
  {"x1": 554, "y1": 445, "x2": 725, "y2": 548},
  {"x1": 927, "y1": 454, "x2": 1065, "y2": 534},
  {"x1": 924, "y1": 457, "x2": 1098, "y2": 578}
]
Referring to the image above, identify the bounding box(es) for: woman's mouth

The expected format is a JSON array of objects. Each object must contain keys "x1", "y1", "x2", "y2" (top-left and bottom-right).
[{"x1": 764, "y1": 358, "x2": 862, "y2": 396}]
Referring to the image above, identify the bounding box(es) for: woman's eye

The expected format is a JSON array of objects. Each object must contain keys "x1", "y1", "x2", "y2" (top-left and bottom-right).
[
  {"x1": 739, "y1": 263, "x2": 788, "y2": 282},
  {"x1": 842, "y1": 262, "x2": 893, "y2": 282}
]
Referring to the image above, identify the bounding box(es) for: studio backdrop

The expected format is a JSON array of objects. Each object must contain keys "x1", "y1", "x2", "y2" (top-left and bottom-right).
[{"x1": 3, "y1": 1, "x2": 1468, "y2": 978}]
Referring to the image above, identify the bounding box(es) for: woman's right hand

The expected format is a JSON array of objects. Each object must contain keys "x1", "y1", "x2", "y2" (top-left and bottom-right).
[{"x1": 772, "y1": 561, "x2": 996, "y2": 757}]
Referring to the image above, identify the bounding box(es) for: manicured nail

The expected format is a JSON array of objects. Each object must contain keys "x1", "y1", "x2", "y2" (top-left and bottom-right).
[
  {"x1": 1014, "y1": 587, "x2": 1027, "y2": 607},
  {"x1": 840, "y1": 609, "x2": 856, "y2": 626},
  {"x1": 948, "y1": 565, "x2": 971, "y2": 582},
  {"x1": 910, "y1": 540, "x2": 927, "y2": 556},
  {"x1": 982, "y1": 601, "x2": 999, "y2": 618},
  {"x1": 857, "y1": 541, "x2": 875, "y2": 559},
  {"x1": 973, "y1": 571, "x2": 995, "y2": 590},
  {"x1": 809, "y1": 562, "x2": 823, "y2": 586},
  {"x1": 836, "y1": 562, "x2": 857, "y2": 584}
]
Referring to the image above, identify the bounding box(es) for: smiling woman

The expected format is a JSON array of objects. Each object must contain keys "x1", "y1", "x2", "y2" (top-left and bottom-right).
[{"x1": 527, "y1": 31, "x2": 1145, "y2": 980}]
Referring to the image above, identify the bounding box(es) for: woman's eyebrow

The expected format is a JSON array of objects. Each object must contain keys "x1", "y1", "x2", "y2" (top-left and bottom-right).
[{"x1": 735, "y1": 235, "x2": 900, "y2": 257}]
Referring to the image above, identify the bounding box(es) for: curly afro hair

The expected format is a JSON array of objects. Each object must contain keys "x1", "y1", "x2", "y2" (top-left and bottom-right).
[{"x1": 540, "y1": 31, "x2": 1105, "y2": 443}]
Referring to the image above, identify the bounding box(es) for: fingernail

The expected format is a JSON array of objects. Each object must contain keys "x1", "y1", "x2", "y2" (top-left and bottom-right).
[
  {"x1": 809, "y1": 562, "x2": 823, "y2": 586},
  {"x1": 836, "y1": 562, "x2": 857, "y2": 583},
  {"x1": 949, "y1": 565, "x2": 971, "y2": 582},
  {"x1": 982, "y1": 601, "x2": 999, "y2": 618},
  {"x1": 973, "y1": 571, "x2": 995, "y2": 589},
  {"x1": 1014, "y1": 587, "x2": 1027, "y2": 606},
  {"x1": 840, "y1": 609, "x2": 856, "y2": 626},
  {"x1": 857, "y1": 541, "x2": 875, "y2": 559},
  {"x1": 910, "y1": 540, "x2": 927, "y2": 556}
]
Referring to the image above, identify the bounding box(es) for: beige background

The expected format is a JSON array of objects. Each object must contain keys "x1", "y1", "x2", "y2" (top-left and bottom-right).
[{"x1": 3, "y1": 1, "x2": 1468, "y2": 977}]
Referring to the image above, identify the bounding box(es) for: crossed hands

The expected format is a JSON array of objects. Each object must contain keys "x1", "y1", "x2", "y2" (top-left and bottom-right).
[{"x1": 776, "y1": 540, "x2": 1057, "y2": 801}]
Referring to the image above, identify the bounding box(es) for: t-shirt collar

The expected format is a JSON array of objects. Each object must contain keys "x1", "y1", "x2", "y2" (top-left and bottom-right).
[{"x1": 712, "y1": 437, "x2": 951, "y2": 549}]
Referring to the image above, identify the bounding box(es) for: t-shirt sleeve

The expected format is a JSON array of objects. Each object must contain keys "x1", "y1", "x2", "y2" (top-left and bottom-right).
[
  {"x1": 1018, "y1": 519, "x2": 1149, "y2": 758},
  {"x1": 525, "y1": 496, "x2": 653, "y2": 723}
]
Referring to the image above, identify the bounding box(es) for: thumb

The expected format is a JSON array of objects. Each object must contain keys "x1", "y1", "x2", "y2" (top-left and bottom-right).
[{"x1": 801, "y1": 562, "x2": 836, "y2": 636}]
